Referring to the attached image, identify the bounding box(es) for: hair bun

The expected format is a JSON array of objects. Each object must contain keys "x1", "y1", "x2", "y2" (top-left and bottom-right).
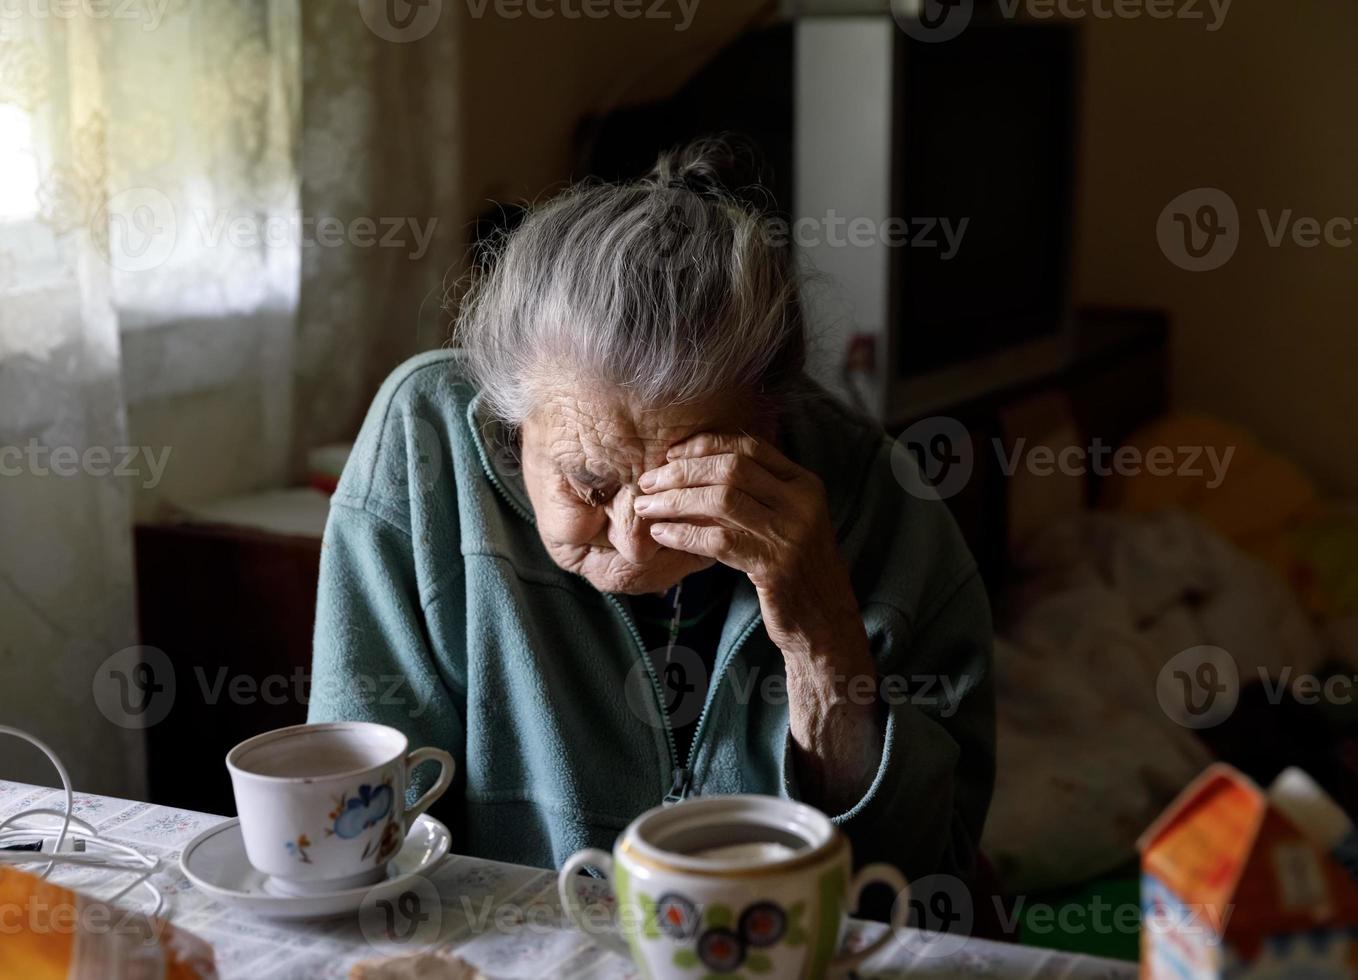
[{"x1": 648, "y1": 136, "x2": 769, "y2": 210}]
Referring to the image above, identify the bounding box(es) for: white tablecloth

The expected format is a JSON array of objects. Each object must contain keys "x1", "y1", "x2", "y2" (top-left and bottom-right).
[{"x1": 0, "y1": 781, "x2": 1137, "y2": 979}]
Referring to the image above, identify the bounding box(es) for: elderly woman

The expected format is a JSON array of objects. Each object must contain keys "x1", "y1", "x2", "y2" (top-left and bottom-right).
[{"x1": 308, "y1": 143, "x2": 994, "y2": 884}]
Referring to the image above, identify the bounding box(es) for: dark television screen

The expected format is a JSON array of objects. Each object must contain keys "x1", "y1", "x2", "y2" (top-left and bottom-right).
[{"x1": 893, "y1": 23, "x2": 1077, "y2": 378}]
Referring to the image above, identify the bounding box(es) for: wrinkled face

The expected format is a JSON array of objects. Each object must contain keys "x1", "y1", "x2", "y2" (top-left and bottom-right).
[{"x1": 519, "y1": 384, "x2": 763, "y2": 595}]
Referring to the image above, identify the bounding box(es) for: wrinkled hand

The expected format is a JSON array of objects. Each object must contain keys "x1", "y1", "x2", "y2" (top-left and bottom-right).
[
  {"x1": 636, "y1": 432, "x2": 864, "y2": 659},
  {"x1": 635, "y1": 432, "x2": 881, "y2": 810}
]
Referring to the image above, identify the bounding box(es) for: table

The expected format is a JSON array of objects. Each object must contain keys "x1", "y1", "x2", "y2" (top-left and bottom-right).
[{"x1": 0, "y1": 781, "x2": 1136, "y2": 979}]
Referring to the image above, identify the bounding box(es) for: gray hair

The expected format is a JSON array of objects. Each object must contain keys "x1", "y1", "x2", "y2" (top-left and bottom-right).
[{"x1": 453, "y1": 139, "x2": 807, "y2": 426}]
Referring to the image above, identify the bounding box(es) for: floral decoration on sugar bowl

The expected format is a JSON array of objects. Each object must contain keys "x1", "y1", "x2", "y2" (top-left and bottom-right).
[
  {"x1": 287, "y1": 775, "x2": 402, "y2": 865},
  {"x1": 638, "y1": 892, "x2": 807, "y2": 976}
]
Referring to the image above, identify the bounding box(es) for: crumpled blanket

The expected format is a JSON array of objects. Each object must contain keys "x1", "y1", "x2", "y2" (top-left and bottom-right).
[{"x1": 981, "y1": 509, "x2": 1325, "y2": 892}]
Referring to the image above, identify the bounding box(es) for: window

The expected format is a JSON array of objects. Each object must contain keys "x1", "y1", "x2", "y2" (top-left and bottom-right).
[{"x1": 0, "y1": 104, "x2": 39, "y2": 222}]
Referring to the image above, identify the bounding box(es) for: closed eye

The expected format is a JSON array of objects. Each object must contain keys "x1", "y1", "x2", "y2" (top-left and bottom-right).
[
  {"x1": 578, "y1": 483, "x2": 611, "y2": 504},
  {"x1": 562, "y1": 470, "x2": 619, "y2": 507},
  {"x1": 575, "y1": 484, "x2": 616, "y2": 507}
]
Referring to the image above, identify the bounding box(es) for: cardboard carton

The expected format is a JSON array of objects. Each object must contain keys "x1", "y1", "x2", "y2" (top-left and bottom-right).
[{"x1": 1138, "y1": 763, "x2": 1358, "y2": 978}]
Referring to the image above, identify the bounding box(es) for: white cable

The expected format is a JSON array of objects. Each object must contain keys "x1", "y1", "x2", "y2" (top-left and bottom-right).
[{"x1": 0, "y1": 725, "x2": 164, "y2": 918}]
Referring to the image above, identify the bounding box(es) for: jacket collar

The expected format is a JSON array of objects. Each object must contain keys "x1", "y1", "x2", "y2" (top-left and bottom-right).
[{"x1": 466, "y1": 391, "x2": 537, "y2": 525}]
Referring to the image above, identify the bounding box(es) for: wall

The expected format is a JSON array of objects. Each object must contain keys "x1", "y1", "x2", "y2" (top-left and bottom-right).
[
  {"x1": 1072, "y1": 0, "x2": 1358, "y2": 492},
  {"x1": 454, "y1": 1, "x2": 774, "y2": 233}
]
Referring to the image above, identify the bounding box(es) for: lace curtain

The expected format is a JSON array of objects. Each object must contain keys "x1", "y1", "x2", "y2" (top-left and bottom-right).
[
  {"x1": 0, "y1": 1, "x2": 300, "y2": 794},
  {"x1": 0, "y1": 1, "x2": 461, "y2": 794}
]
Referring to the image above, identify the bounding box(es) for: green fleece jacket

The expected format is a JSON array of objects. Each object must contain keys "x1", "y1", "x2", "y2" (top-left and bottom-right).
[{"x1": 308, "y1": 350, "x2": 994, "y2": 881}]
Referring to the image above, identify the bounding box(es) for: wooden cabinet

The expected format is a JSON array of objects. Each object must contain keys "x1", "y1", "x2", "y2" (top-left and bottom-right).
[{"x1": 134, "y1": 522, "x2": 321, "y2": 815}]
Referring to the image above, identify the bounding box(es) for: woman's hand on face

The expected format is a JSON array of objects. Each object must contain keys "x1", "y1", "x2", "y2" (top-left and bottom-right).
[
  {"x1": 634, "y1": 432, "x2": 872, "y2": 673},
  {"x1": 635, "y1": 431, "x2": 882, "y2": 811}
]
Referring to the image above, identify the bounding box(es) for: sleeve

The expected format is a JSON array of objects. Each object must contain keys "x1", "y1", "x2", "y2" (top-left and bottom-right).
[
  {"x1": 307, "y1": 501, "x2": 466, "y2": 807},
  {"x1": 779, "y1": 565, "x2": 996, "y2": 887}
]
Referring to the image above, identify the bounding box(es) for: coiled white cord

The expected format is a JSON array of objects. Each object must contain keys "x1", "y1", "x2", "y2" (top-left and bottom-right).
[{"x1": 0, "y1": 725, "x2": 164, "y2": 917}]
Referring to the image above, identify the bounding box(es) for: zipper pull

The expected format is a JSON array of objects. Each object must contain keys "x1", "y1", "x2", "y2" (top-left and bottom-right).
[{"x1": 663, "y1": 766, "x2": 692, "y2": 806}]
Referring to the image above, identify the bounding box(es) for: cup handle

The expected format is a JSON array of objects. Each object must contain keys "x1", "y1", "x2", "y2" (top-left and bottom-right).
[
  {"x1": 829, "y1": 863, "x2": 911, "y2": 970},
  {"x1": 402, "y1": 746, "x2": 455, "y2": 832},
  {"x1": 557, "y1": 848, "x2": 632, "y2": 958}
]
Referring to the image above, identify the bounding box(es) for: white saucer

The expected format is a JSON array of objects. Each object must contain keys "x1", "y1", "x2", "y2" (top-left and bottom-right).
[{"x1": 179, "y1": 815, "x2": 451, "y2": 920}]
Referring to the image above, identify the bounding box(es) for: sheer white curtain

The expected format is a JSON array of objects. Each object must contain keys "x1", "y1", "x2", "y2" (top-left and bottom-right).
[{"x1": 0, "y1": 1, "x2": 301, "y2": 794}]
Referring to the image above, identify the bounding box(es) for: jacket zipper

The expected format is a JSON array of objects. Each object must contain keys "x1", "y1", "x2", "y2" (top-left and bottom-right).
[
  {"x1": 684, "y1": 614, "x2": 762, "y2": 787},
  {"x1": 604, "y1": 591, "x2": 762, "y2": 808},
  {"x1": 602, "y1": 592, "x2": 683, "y2": 799}
]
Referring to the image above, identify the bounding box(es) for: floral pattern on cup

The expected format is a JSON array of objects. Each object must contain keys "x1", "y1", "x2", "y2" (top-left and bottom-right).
[
  {"x1": 326, "y1": 780, "x2": 395, "y2": 840},
  {"x1": 284, "y1": 778, "x2": 401, "y2": 866},
  {"x1": 638, "y1": 892, "x2": 807, "y2": 977},
  {"x1": 369, "y1": 819, "x2": 402, "y2": 864},
  {"x1": 285, "y1": 833, "x2": 312, "y2": 863}
]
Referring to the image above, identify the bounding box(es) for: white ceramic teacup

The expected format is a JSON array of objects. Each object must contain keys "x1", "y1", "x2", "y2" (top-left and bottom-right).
[
  {"x1": 558, "y1": 795, "x2": 910, "y2": 979},
  {"x1": 226, "y1": 721, "x2": 454, "y2": 896}
]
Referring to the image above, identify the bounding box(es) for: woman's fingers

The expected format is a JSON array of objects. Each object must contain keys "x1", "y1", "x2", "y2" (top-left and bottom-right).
[
  {"x1": 633, "y1": 483, "x2": 771, "y2": 532},
  {"x1": 638, "y1": 452, "x2": 786, "y2": 508},
  {"x1": 648, "y1": 522, "x2": 754, "y2": 571},
  {"x1": 665, "y1": 431, "x2": 801, "y2": 481}
]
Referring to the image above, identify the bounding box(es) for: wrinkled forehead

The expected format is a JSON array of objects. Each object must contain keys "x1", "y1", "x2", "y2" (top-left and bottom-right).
[{"x1": 526, "y1": 390, "x2": 753, "y2": 479}]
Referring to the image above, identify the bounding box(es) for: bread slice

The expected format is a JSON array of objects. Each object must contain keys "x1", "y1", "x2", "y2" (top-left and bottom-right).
[{"x1": 350, "y1": 949, "x2": 485, "y2": 980}]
